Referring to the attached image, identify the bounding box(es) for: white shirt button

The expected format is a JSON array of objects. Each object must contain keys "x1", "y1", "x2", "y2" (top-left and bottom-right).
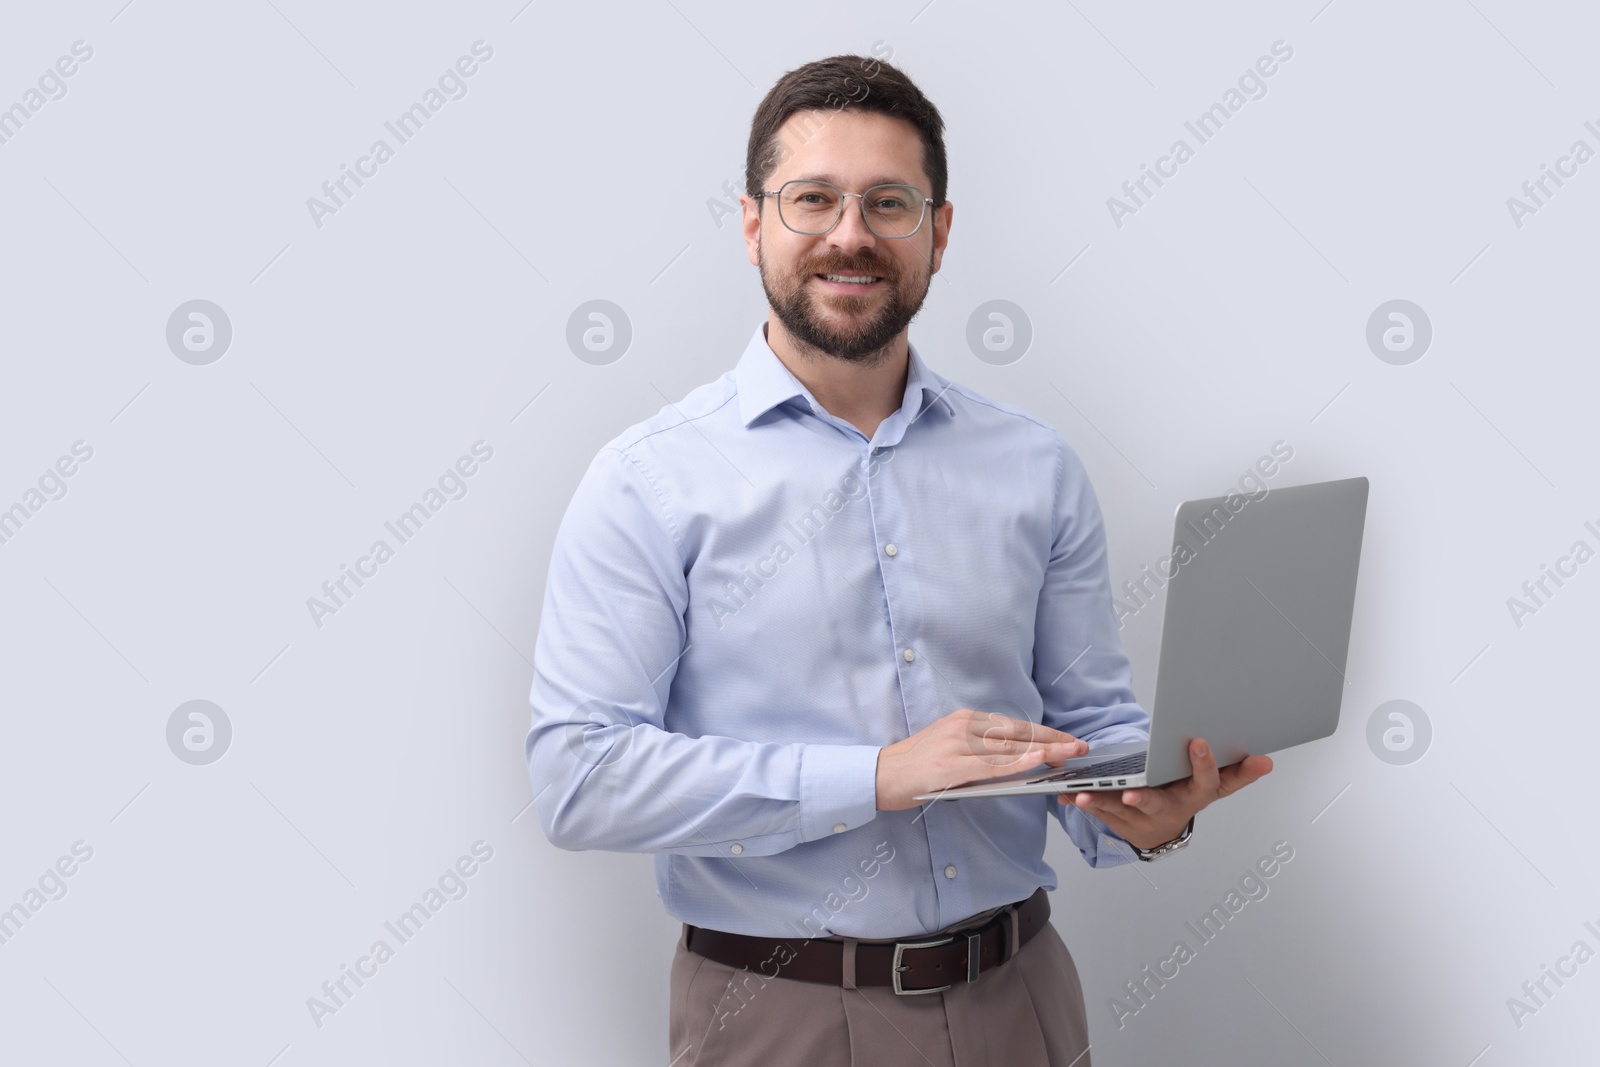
[
  {"x1": 944, "y1": 865, "x2": 958, "y2": 879},
  {"x1": 884, "y1": 543, "x2": 898, "y2": 557},
  {"x1": 833, "y1": 823, "x2": 848, "y2": 833},
  {"x1": 902, "y1": 648, "x2": 916, "y2": 663},
  {"x1": 730, "y1": 843, "x2": 744, "y2": 855}
]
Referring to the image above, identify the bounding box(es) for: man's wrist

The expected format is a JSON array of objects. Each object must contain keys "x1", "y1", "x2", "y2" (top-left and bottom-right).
[
  {"x1": 1128, "y1": 815, "x2": 1195, "y2": 860},
  {"x1": 1124, "y1": 827, "x2": 1180, "y2": 850}
]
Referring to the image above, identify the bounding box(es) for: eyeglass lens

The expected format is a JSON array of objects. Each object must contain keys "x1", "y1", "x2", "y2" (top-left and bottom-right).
[{"x1": 775, "y1": 181, "x2": 925, "y2": 237}]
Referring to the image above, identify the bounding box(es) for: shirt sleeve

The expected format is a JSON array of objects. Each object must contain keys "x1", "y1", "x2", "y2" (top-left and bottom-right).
[
  {"x1": 1034, "y1": 433, "x2": 1154, "y2": 869},
  {"x1": 524, "y1": 446, "x2": 881, "y2": 858}
]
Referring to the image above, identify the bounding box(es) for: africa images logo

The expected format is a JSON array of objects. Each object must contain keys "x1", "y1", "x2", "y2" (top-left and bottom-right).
[
  {"x1": 1112, "y1": 441, "x2": 1294, "y2": 629},
  {"x1": 305, "y1": 41, "x2": 494, "y2": 229}
]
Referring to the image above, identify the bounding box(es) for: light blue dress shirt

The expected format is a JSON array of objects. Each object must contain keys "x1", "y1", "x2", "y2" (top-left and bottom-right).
[{"x1": 525, "y1": 321, "x2": 1152, "y2": 938}]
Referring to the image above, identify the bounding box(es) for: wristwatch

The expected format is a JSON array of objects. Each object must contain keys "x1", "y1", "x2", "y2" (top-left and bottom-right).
[{"x1": 1131, "y1": 815, "x2": 1194, "y2": 862}]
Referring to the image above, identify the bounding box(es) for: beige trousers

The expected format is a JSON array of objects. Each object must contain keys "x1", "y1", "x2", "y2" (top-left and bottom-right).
[{"x1": 667, "y1": 900, "x2": 1092, "y2": 1067}]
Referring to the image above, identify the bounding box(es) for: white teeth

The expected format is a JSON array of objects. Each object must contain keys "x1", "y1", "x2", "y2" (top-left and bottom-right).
[{"x1": 820, "y1": 274, "x2": 880, "y2": 284}]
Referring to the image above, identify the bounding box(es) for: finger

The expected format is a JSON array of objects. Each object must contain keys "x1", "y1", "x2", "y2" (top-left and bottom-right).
[
  {"x1": 971, "y1": 728, "x2": 1024, "y2": 756},
  {"x1": 1189, "y1": 738, "x2": 1220, "y2": 793},
  {"x1": 1055, "y1": 788, "x2": 1142, "y2": 817},
  {"x1": 977, "y1": 714, "x2": 1085, "y2": 747},
  {"x1": 969, "y1": 719, "x2": 1043, "y2": 755},
  {"x1": 987, "y1": 740, "x2": 1085, "y2": 770},
  {"x1": 1022, "y1": 721, "x2": 1085, "y2": 745},
  {"x1": 1217, "y1": 754, "x2": 1274, "y2": 797},
  {"x1": 1118, "y1": 787, "x2": 1166, "y2": 816},
  {"x1": 1070, "y1": 790, "x2": 1139, "y2": 823},
  {"x1": 1063, "y1": 791, "x2": 1152, "y2": 839},
  {"x1": 975, "y1": 723, "x2": 1074, "y2": 754},
  {"x1": 975, "y1": 726, "x2": 1085, "y2": 762}
]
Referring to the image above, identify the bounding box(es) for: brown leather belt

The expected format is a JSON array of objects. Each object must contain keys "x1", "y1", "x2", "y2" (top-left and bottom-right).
[{"x1": 684, "y1": 887, "x2": 1049, "y2": 995}]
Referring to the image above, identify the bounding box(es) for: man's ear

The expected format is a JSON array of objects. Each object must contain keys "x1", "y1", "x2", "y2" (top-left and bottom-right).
[
  {"x1": 742, "y1": 196, "x2": 763, "y2": 267},
  {"x1": 930, "y1": 200, "x2": 953, "y2": 274}
]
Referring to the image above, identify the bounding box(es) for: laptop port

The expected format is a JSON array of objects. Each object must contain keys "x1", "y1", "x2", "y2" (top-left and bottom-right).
[
  {"x1": 1098, "y1": 781, "x2": 1113, "y2": 786},
  {"x1": 1117, "y1": 779, "x2": 1126, "y2": 784}
]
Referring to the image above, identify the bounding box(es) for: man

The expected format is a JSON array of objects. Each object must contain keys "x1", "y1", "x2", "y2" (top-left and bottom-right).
[{"x1": 524, "y1": 53, "x2": 1272, "y2": 1066}]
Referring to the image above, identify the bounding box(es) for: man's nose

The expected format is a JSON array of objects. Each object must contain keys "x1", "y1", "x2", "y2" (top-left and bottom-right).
[{"x1": 826, "y1": 197, "x2": 880, "y2": 252}]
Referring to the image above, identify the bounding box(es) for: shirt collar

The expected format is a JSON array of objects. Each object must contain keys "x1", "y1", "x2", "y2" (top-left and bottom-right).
[{"x1": 735, "y1": 320, "x2": 954, "y2": 429}]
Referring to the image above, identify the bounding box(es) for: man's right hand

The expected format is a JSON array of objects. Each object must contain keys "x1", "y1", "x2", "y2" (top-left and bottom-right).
[{"x1": 875, "y1": 708, "x2": 1087, "y2": 811}]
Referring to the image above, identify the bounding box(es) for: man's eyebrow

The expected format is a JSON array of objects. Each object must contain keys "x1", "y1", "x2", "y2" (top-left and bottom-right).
[{"x1": 792, "y1": 173, "x2": 921, "y2": 189}]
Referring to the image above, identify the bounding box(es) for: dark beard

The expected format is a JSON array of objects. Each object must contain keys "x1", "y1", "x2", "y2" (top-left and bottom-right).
[{"x1": 758, "y1": 244, "x2": 931, "y2": 366}]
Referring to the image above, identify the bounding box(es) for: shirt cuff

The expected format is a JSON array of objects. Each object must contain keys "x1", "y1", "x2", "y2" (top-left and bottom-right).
[
  {"x1": 798, "y1": 744, "x2": 882, "y2": 842},
  {"x1": 1059, "y1": 803, "x2": 1140, "y2": 868},
  {"x1": 1093, "y1": 822, "x2": 1140, "y2": 867}
]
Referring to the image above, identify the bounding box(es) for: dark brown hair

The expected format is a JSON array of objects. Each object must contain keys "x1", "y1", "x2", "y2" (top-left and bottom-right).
[{"x1": 745, "y1": 53, "x2": 948, "y2": 208}]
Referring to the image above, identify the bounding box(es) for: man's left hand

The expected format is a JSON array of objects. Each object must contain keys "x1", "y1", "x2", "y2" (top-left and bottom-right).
[{"x1": 1056, "y1": 737, "x2": 1273, "y2": 850}]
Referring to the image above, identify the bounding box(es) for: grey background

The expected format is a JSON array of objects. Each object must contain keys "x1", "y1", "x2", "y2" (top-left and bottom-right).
[{"x1": 2, "y1": 1, "x2": 1596, "y2": 1064}]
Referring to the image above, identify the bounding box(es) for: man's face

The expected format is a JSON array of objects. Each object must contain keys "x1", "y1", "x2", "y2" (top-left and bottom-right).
[{"x1": 742, "y1": 109, "x2": 952, "y2": 364}]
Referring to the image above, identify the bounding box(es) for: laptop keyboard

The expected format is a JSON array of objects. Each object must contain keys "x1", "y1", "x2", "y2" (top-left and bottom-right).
[{"x1": 1031, "y1": 751, "x2": 1147, "y2": 783}]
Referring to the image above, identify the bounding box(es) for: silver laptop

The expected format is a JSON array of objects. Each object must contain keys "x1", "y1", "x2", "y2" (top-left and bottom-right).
[{"x1": 913, "y1": 475, "x2": 1369, "y2": 801}]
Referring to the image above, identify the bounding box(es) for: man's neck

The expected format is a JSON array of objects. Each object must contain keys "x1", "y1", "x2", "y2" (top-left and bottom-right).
[{"x1": 764, "y1": 316, "x2": 908, "y2": 440}]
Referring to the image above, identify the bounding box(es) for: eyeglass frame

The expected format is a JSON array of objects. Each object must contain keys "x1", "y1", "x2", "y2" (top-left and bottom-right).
[{"x1": 754, "y1": 179, "x2": 937, "y2": 239}]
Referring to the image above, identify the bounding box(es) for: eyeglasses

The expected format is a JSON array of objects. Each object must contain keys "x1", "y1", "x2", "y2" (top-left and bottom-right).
[{"x1": 755, "y1": 179, "x2": 935, "y2": 239}]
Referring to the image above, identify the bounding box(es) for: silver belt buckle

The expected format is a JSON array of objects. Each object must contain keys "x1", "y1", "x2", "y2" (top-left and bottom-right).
[{"x1": 891, "y1": 935, "x2": 954, "y2": 995}]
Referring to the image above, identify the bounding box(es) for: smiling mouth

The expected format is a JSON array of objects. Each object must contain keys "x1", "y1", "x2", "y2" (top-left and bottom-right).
[{"x1": 814, "y1": 272, "x2": 885, "y2": 289}]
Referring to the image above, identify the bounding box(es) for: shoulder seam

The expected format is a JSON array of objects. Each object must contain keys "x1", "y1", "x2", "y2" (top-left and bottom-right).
[
  {"x1": 612, "y1": 386, "x2": 741, "y2": 452},
  {"x1": 937, "y1": 379, "x2": 1057, "y2": 432},
  {"x1": 604, "y1": 446, "x2": 687, "y2": 560},
  {"x1": 1052, "y1": 430, "x2": 1066, "y2": 548}
]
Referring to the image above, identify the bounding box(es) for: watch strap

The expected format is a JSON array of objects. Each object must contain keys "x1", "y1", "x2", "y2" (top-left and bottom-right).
[{"x1": 1131, "y1": 814, "x2": 1194, "y2": 861}]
